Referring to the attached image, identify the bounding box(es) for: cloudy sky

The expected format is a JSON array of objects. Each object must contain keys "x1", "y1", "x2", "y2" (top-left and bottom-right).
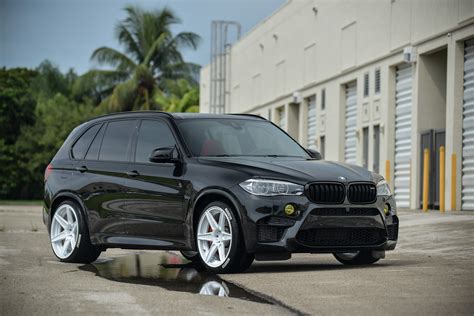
[{"x1": 1, "y1": 0, "x2": 285, "y2": 74}]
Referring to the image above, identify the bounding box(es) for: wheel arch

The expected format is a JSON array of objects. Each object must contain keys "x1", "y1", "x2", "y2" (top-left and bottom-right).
[
  {"x1": 50, "y1": 192, "x2": 90, "y2": 233},
  {"x1": 189, "y1": 188, "x2": 250, "y2": 251}
]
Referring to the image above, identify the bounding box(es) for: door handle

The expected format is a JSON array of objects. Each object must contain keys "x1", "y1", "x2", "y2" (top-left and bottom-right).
[
  {"x1": 75, "y1": 166, "x2": 88, "y2": 173},
  {"x1": 126, "y1": 170, "x2": 140, "y2": 177}
]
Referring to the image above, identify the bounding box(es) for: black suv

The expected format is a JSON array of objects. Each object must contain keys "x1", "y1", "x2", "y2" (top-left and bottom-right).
[{"x1": 43, "y1": 111, "x2": 398, "y2": 273}]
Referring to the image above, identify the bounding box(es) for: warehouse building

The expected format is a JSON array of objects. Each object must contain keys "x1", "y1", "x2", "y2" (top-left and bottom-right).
[{"x1": 199, "y1": 0, "x2": 474, "y2": 210}]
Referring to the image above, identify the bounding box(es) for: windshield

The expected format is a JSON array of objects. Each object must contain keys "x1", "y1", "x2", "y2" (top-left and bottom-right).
[{"x1": 176, "y1": 118, "x2": 310, "y2": 158}]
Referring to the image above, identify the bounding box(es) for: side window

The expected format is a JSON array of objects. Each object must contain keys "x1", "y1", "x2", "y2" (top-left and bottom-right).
[
  {"x1": 71, "y1": 124, "x2": 101, "y2": 160},
  {"x1": 135, "y1": 120, "x2": 176, "y2": 163},
  {"x1": 85, "y1": 124, "x2": 105, "y2": 160},
  {"x1": 99, "y1": 120, "x2": 136, "y2": 162}
]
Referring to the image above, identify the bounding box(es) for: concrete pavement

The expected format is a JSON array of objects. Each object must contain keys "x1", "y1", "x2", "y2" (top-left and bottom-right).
[{"x1": 1, "y1": 205, "x2": 473, "y2": 315}]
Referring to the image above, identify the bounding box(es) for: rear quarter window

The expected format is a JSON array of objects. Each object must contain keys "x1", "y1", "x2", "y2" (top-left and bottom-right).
[{"x1": 71, "y1": 124, "x2": 101, "y2": 160}]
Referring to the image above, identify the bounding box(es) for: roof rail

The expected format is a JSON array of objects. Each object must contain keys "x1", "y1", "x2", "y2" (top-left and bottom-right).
[
  {"x1": 85, "y1": 110, "x2": 173, "y2": 123},
  {"x1": 229, "y1": 113, "x2": 267, "y2": 120}
]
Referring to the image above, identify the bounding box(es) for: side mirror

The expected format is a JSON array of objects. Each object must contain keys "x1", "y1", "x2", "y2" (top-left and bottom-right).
[
  {"x1": 149, "y1": 146, "x2": 179, "y2": 163},
  {"x1": 307, "y1": 148, "x2": 322, "y2": 160}
]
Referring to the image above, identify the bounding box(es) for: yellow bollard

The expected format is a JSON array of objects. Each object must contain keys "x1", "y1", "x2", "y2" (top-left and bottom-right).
[
  {"x1": 439, "y1": 146, "x2": 445, "y2": 212},
  {"x1": 422, "y1": 148, "x2": 430, "y2": 212},
  {"x1": 385, "y1": 160, "x2": 390, "y2": 183},
  {"x1": 451, "y1": 154, "x2": 457, "y2": 211}
]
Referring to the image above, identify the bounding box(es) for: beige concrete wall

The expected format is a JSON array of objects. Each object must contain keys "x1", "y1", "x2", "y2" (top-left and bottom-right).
[
  {"x1": 199, "y1": 65, "x2": 210, "y2": 113},
  {"x1": 222, "y1": 0, "x2": 473, "y2": 114},
  {"x1": 199, "y1": 0, "x2": 474, "y2": 209}
]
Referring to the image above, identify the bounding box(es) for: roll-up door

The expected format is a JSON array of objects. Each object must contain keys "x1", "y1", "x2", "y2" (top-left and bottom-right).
[
  {"x1": 278, "y1": 106, "x2": 286, "y2": 130},
  {"x1": 394, "y1": 64, "x2": 413, "y2": 209},
  {"x1": 344, "y1": 83, "x2": 357, "y2": 164},
  {"x1": 462, "y1": 39, "x2": 474, "y2": 210},
  {"x1": 307, "y1": 96, "x2": 317, "y2": 149}
]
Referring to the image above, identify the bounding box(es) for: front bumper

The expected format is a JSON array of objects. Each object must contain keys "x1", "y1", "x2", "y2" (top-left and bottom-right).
[{"x1": 231, "y1": 187, "x2": 398, "y2": 257}]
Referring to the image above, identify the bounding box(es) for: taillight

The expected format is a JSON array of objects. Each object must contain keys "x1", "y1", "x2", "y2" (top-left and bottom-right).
[{"x1": 44, "y1": 164, "x2": 53, "y2": 182}]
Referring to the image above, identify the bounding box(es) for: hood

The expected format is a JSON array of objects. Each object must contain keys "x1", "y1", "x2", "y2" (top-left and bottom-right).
[{"x1": 198, "y1": 156, "x2": 379, "y2": 184}]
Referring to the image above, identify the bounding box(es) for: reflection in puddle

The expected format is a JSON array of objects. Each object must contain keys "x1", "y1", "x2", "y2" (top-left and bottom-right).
[{"x1": 82, "y1": 252, "x2": 270, "y2": 304}]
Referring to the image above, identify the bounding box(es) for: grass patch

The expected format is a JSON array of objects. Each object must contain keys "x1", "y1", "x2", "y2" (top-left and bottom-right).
[
  {"x1": 0, "y1": 200, "x2": 42, "y2": 206},
  {"x1": 0, "y1": 225, "x2": 5, "y2": 232}
]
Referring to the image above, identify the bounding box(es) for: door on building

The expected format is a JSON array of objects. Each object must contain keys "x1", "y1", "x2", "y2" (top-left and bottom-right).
[
  {"x1": 373, "y1": 125, "x2": 380, "y2": 173},
  {"x1": 419, "y1": 130, "x2": 445, "y2": 209},
  {"x1": 394, "y1": 64, "x2": 413, "y2": 209},
  {"x1": 462, "y1": 39, "x2": 474, "y2": 210},
  {"x1": 278, "y1": 106, "x2": 286, "y2": 130},
  {"x1": 362, "y1": 127, "x2": 369, "y2": 169},
  {"x1": 307, "y1": 96, "x2": 317, "y2": 150},
  {"x1": 345, "y1": 82, "x2": 357, "y2": 164},
  {"x1": 319, "y1": 135, "x2": 325, "y2": 159}
]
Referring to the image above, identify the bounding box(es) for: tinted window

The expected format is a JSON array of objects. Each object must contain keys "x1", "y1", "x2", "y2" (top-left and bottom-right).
[
  {"x1": 85, "y1": 124, "x2": 105, "y2": 160},
  {"x1": 71, "y1": 124, "x2": 101, "y2": 159},
  {"x1": 99, "y1": 120, "x2": 136, "y2": 162},
  {"x1": 177, "y1": 119, "x2": 309, "y2": 158},
  {"x1": 135, "y1": 120, "x2": 176, "y2": 163}
]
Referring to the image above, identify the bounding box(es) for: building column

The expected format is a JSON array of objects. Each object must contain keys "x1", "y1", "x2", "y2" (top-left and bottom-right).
[
  {"x1": 410, "y1": 62, "x2": 420, "y2": 210},
  {"x1": 384, "y1": 66, "x2": 397, "y2": 188},
  {"x1": 445, "y1": 38, "x2": 464, "y2": 211}
]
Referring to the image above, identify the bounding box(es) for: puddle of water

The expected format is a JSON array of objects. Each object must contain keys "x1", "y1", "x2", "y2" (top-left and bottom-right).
[{"x1": 81, "y1": 252, "x2": 271, "y2": 305}]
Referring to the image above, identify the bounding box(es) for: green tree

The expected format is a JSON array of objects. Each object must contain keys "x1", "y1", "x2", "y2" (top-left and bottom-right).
[
  {"x1": 0, "y1": 68, "x2": 37, "y2": 198},
  {"x1": 155, "y1": 79, "x2": 199, "y2": 113},
  {"x1": 30, "y1": 60, "x2": 76, "y2": 99},
  {"x1": 80, "y1": 5, "x2": 201, "y2": 112},
  {"x1": 0, "y1": 67, "x2": 37, "y2": 144},
  {"x1": 0, "y1": 65, "x2": 100, "y2": 199}
]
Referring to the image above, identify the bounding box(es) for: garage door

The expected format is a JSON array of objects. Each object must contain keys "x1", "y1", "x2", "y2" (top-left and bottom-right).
[
  {"x1": 278, "y1": 106, "x2": 286, "y2": 130},
  {"x1": 462, "y1": 39, "x2": 474, "y2": 210},
  {"x1": 394, "y1": 64, "x2": 413, "y2": 209},
  {"x1": 345, "y1": 83, "x2": 357, "y2": 164},
  {"x1": 307, "y1": 96, "x2": 317, "y2": 149}
]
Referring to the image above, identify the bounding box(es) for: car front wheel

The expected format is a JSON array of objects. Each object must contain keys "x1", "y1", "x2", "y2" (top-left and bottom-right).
[
  {"x1": 333, "y1": 251, "x2": 380, "y2": 265},
  {"x1": 196, "y1": 201, "x2": 253, "y2": 273}
]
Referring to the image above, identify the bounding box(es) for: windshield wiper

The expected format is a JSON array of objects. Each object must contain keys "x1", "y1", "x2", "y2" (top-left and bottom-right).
[
  {"x1": 249, "y1": 155, "x2": 304, "y2": 158},
  {"x1": 203, "y1": 154, "x2": 235, "y2": 157}
]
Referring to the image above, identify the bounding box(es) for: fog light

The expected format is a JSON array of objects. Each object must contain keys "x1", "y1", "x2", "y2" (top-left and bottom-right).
[
  {"x1": 383, "y1": 204, "x2": 390, "y2": 216},
  {"x1": 284, "y1": 204, "x2": 296, "y2": 216}
]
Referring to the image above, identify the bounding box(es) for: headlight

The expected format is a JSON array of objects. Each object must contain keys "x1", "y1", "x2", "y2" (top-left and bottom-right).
[
  {"x1": 377, "y1": 179, "x2": 392, "y2": 197},
  {"x1": 239, "y1": 179, "x2": 304, "y2": 196}
]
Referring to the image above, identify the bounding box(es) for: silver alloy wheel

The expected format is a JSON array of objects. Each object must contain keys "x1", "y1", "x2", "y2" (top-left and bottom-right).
[
  {"x1": 336, "y1": 252, "x2": 359, "y2": 260},
  {"x1": 50, "y1": 204, "x2": 79, "y2": 259},
  {"x1": 197, "y1": 206, "x2": 233, "y2": 268}
]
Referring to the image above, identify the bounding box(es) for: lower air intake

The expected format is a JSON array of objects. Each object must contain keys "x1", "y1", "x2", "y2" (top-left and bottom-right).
[
  {"x1": 257, "y1": 225, "x2": 286, "y2": 242},
  {"x1": 296, "y1": 228, "x2": 384, "y2": 246}
]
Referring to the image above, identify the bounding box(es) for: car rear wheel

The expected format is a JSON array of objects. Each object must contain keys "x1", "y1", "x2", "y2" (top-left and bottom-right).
[
  {"x1": 196, "y1": 201, "x2": 253, "y2": 273},
  {"x1": 50, "y1": 201, "x2": 101, "y2": 263},
  {"x1": 333, "y1": 251, "x2": 380, "y2": 265}
]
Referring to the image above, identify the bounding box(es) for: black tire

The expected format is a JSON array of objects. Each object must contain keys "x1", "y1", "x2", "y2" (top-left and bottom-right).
[
  {"x1": 333, "y1": 251, "x2": 380, "y2": 265},
  {"x1": 195, "y1": 201, "x2": 253, "y2": 273},
  {"x1": 180, "y1": 250, "x2": 199, "y2": 261},
  {"x1": 50, "y1": 200, "x2": 101, "y2": 263},
  {"x1": 180, "y1": 250, "x2": 206, "y2": 270}
]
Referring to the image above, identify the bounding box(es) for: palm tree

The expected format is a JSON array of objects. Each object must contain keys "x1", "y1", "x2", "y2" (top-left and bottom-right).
[
  {"x1": 155, "y1": 79, "x2": 199, "y2": 113},
  {"x1": 80, "y1": 5, "x2": 201, "y2": 112}
]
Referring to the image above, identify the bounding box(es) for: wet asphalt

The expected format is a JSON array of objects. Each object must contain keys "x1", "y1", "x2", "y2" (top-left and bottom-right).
[{"x1": 1, "y1": 205, "x2": 473, "y2": 315}]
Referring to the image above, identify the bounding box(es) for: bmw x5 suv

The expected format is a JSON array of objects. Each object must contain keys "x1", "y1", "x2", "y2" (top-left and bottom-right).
[{"x1": 43, "y1": 111, "x2": 398, "y2": 273}]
